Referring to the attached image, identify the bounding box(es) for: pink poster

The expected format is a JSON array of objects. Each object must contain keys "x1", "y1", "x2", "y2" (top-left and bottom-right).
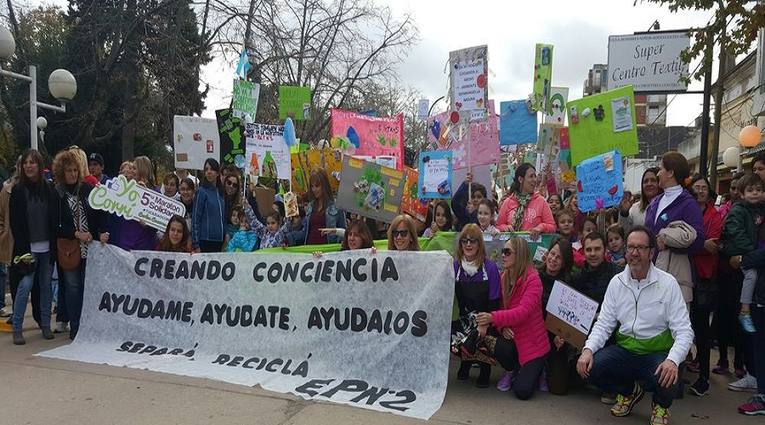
[
  {"x1": 427, "y1": 100, "x2": 500, "y2": 170},
  {"x1": 330, "y1": 109, "x2": 405, "y2": 170}
]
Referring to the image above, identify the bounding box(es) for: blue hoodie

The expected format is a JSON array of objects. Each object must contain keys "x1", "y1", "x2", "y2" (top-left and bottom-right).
[{"x1": 192, "y1": 184, "x2": 225, "y2": 248}]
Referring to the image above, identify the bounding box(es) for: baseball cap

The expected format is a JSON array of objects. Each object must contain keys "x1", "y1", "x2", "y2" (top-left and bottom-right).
[{"x1": 88, "y1": 153, "x2": 104, "y2": 166}]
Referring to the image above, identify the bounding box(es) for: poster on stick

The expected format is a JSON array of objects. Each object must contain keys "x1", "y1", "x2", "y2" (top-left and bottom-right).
[
  {"x1": 216, "y1": 109, "x2": 245, "y2": 169},
  {"x1": 173, "y1": 115, "x2": 221, "y2": 171},
  {"x1": 88, "y1": 175, "x2": 186, "y2": 231},
  {"x1": 499, "y1": 99, "x2": 537, "y2": 146},
  {"x1": 336, "y1": 156, "x2": 405, "y2": 223},
  {"x1": 244, "y1": 123, "x2": 291, "y2": 179},
  {"x1": 278, "y1": 85, "x2": 311, "y2": 120},
  {"x1": 545, "y1": 281, "x2": 599, "y2": 349},
  {"x1": 232, "y1": 79, "x2": 260, "y2": 119},
  {"x1": 427, "y1": 100, "x2": 500, "y2": 170},
  {"x1": 531, "y1": 43, "x2": 553, "y2": 112},
  {"x1": 330, "y1": 109, "x2": 404, "y2": 170},
  {"x1": 575, "y1": 150, "x2": 624, "y2": 213},
  {"x1": 401, "y1": 167, "x2": 428, "y2": 222},
  {"x1": 449, "y1": 45, "x2": 488, "y2": 121},
  {"x1": 418, "y1": 151, "x2": 453, "y2": 199},
  {"x1": 291, "y1": 149, "x2": 343, "y2": 197},
  {"x1": 38, "y1": 244, "x2": 455, "y2": 420}
]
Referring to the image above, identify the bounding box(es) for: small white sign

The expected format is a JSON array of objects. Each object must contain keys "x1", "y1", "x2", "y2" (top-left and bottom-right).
[
  {"x1": 546, "y1": 280, "x2": 599, "y2": 335},
  {"x1": 417, "y1": 99, "x2": 430, "y2": 120}
]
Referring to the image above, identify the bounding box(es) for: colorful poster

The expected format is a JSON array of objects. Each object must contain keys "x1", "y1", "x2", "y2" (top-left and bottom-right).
[
  {"x1": 278, "y1": 85, "x2": 311, "y2": 120},
  {"x1": 418, "y1": 151, "x2": 453, "y2": 199},
  {"x1": 532, "y1": 44, "x2": 554, "y2": 112},
  {"x1": 216, "y1": 109, "x2": 244, "y2": 169},
  {"x1": 173, "y1": 115, "x2": 221, "y2": 171},
  {"x1": 567, "y1": 86, "x2": 638, "y2": 166},
  {"x1": 558, "y1": 128, "x2": 576, "y2": 190},
  {"x1": 291, "y1": 149, "x2": 343, "y2": 197},
  {"x1": 88, "y1": 175, "x2": 186, "y2": 231},
  {"x1": 244, "y1": 123, "x2": 291, "y2": 179},
  {"x1": 330, "y1": 109, "x2": 404, "y2": 170},
  {"x1": 575, "y1": 150, "x2": 624, "y2": 213},
  {"x1": 352, "y1": 155, "x2": 397, "y2": 169},
  {"x1": 499, "y1": 99, "x2": 537, "y2": 145},
  {"x1": 401, "y1": 167, "x2": 429, "y2": 222},
  {"x1": 336, "y1": 156, "x2": 405, "y2": 223},
  {"x1": 427, "y1": 100, "x2": 500, "y2": 170},
  {"x1": 232, "y1": 79, "x2": 260, "y2": 120},
  {"x1": 449, "y1": 45, "x2": 488, "y2": 121},
  {"x1": 545, "y1": 87, "x2": 569, "y2": 125}
]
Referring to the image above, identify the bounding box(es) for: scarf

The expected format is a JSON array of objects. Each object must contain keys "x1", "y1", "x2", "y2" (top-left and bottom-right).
[
  {"x1": 66, "y1": 189, "x2": 89, "y2": 258},
  {"x1": 460, "y1": 259, "x2": 479, "y2": 277},
  {"x1": 512, "y1": 192, "x2": 531, "y2": 230}
]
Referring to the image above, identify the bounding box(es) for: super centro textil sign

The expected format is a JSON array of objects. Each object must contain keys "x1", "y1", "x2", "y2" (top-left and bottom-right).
[{"x1": 38, "y1": 244, "x2": 455, "y2": 419}]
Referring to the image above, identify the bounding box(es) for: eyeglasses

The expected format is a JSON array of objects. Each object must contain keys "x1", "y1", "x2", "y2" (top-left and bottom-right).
[
  {"x1": 501, "y1": 248, "x2": 514, "y2": 256},
  {"x1": 392, "y1": 230, "x2": 409, "y2": 238},
  {"x1": 460, "y1": 237, "x2": 478, "y2": 245},
  {"x1": 626, "y1": 245, "x2": 651, "y2": 253},
  {"x1": 226, "y1": 180, "x2": 238, "y2": 187}
]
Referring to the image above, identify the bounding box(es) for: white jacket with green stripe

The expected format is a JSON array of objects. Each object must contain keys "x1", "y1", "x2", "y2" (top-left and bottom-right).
[{"x1": 583, "y1": 264, "x2": 694, "y2": 366}]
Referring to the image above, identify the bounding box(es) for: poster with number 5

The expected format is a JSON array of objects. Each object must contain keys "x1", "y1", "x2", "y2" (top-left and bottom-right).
[{"x1": 418, "y1": 151, "x2": 453, "y2": 199}]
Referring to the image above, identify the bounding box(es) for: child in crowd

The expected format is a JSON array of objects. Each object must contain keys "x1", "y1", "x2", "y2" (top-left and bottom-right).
[
  {"x1": 423, "y1": 200, "x2": 453, "y2": 237},
  {"x1": 223, "y1": 206, "x2": 258, "y2": 252},
  {"x1": 249, "y1": 210, "x2": 290, "y2": 249},
  {"x1": 723, "y1": 173, "x2": 764, "y2": 333},
  {"x1": 452, "y1": 172, "x2": 487, "y2": 229},
  {"x1": 477, "y1": 199, "x2": 499, "y2": 235},
  {"x1": 556, "y1": 210, "x2": 584, "y2": 268},
  {"x1": 156, "y1": 215, "x2": 192, "y2": 253},
  {"x1": 162, "y1": 173, "x2": 180, "y2": 200},
  {"x1": 606, "y1": 224, "x2": 626, "y2": 266}
]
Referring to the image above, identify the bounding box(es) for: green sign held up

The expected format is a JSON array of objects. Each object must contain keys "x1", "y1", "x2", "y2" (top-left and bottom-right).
[
  {"x1": 232, "y1": 79, "x2": 260, "y2": 120},
  {"x1": 279, "y1": 85, "x2": 311, "y2": 120}
]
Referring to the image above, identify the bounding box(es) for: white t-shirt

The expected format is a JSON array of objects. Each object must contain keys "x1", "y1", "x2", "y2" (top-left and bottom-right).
[{"x1": 655, "y1": 185, "x2": 682, "y2": 224}]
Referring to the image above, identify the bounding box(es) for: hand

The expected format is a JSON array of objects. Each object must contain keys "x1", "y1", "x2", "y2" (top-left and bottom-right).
[
  {"x1": 654, "y1": 359, "x2": 678, "y2": 388},
  {"x1": 529, "y1": 227, "x2": 541, "y2": 241},
  {"x1": 504, "y1": 224, "x2": 515, "y2": 233},
  {"x1": 616, "y1": 258, "x2": 626, "y2": 267},
  {"x1": 656, "y1": 234, "x2": 666, "y2": 251},
  {"x1": 475, "y1": 312, "x2": 492, "y2": 326},
  {"x1": 430, "y1": 222, "x2": 439, "y2": 235},
  {"x1": 99, "y1": 232, "x2": 110, "y2": 244},
  {"x1": 703, "y1": 238, "x2": 719, "y2": 253},
  {"x1": 191, "y1": 248, "x2": 201, "y2": 254},
  {"x1": 619, "y1": 193, "x2": 633, "y2": 213},
  {"x1": 489, "y1": 228, "x2": 500, "y2": 237},
  {"x1": 501, "y1": 327, "x2": 514, "y2": 340},
  {"x1": 477, "y1": 324, "x2": 488, "y2": 338},
  {"x1": 369, "y1": 247, "x2": 377, "y2": 255},
  {"x1": 554, "y1": 336, "x2": 565, "y2": 350},
  {"x1": 312, "y1": 251, "x2": 323, "y2": 258},
  {"x1": 319, "y1": 228, "x2": 337, "y2": 236},
  {"x1": 730, "y1": 255, "x2": 743, "y2": 269},
  {"x1": 577, "y1": 349, "x2": 594, "y2": 379}
]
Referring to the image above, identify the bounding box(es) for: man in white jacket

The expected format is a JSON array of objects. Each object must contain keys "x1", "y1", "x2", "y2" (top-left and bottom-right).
[{"x1": 577, "y1": 225, "x2": 694, "y2": 425}]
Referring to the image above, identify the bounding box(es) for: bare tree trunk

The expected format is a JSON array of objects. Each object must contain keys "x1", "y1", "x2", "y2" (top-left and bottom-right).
[{"x1": 120, "y1": 0, "x2": 139, "y2": 161}]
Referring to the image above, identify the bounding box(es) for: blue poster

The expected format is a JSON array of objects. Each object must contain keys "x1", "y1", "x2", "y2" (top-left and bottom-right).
[
  {"x1": 418, "y1": 151, "x2": 453, "y2": 199},
  {"x1": 500, "y1": 100, "x2": 538, "y2": 145},
  {"x1": 575, "y1": 150, "x2": 623, "y2": 213}
]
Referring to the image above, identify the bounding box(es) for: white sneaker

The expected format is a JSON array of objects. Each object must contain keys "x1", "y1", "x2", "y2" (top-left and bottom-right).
[
  {"x1": 728, "y1": 374, "x2": 758, "y2": 392},
  {"x1": 0, "y1": 307, "x2": 10, "y2": 318},
  {"x1": 54, "y1": 322, "x2": 69, "y2": 334}
]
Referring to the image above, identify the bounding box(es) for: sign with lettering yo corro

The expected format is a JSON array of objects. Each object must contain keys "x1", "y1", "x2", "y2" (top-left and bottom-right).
[
  {"x1": 607, "y1": 31, "x2": 690, "y2": 93},
  {"x1": 88, "y1": 175, "x2": 186, "y2": 231},
  {"x1": 545, "y1": 280, "x2": 599, "y2": 349},
  {"x1": 38, "y1": 245, "x2": 455, "y2": 420}
]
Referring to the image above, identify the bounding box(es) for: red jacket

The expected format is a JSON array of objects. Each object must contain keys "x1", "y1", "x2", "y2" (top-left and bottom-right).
[
  {"x1": 491, "y1": 267, "x2": 551, "y2": 366},
  {"x1": 496, "y1": 192, "x2": 556, "y2": 233},
  {"x1": 692, "y1": 201, "x2": 722, "y2": 280}
]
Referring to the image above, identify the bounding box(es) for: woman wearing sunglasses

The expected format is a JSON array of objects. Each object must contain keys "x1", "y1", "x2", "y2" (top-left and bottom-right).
[
  {"x1": 475, "y1": 236, "x2": 550, "y2": 400},
  {"x1": 387, "y1": 215, "x2": 420, "y2": 251},
  {"x1": 453, "y1": 224, "x2": 502, "y2": 387}
]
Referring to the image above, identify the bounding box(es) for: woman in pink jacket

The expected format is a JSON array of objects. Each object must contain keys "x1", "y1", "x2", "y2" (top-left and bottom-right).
[
  {"x1": 476, "y1": 236, "x2": 551, "y2": 400},
  {"x1": 496, "y1": 163, "x2": 556, "y2": 239}
]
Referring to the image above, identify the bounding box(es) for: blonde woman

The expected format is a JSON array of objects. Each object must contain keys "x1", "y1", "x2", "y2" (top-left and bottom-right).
[
  {"x1": 475, "y1": 237, "x2": 550, "y2": 400},
  {"x1": 387, "y1": 215, "x2": 420, "y2": 251}
]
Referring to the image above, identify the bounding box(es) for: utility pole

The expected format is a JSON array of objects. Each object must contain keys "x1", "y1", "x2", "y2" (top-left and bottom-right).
[
  {"x1": 699, "y1": 29, "x2": 713, "y2": 180},
  {"x1": 710, "y1": 47, "x2": 727, "y2": 189}
]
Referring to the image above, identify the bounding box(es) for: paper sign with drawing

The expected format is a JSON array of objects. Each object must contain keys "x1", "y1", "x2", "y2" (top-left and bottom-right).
[
  {"x1": 244, "y1": 123, "x2": 291, "y2": 179},
  {"x1": 419, "y1": 151, "x2": 453, "y2": 199},
  {"x1": 575, "y1": 150, "x2": 624, "y2": 213}
]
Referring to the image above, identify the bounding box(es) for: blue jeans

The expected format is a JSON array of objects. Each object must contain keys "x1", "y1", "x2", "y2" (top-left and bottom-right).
[
  {"x1": 0, "y1": 263, "x2": 7, "y2": 310},
  {"x1": 12, "y1": 252, "x2": 52, "y2": 332},
  {"x1": 587, "y1": 345, "x2": 677, "y2": 408},
  {"x1": 751, "y1": 305, "x2": 765, "y2": 394},
  {"x1": 61, "y1": 261, "x2": 85, "y2": 336}
]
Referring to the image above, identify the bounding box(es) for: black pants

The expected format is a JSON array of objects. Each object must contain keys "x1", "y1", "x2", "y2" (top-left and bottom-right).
[
  {"x1": 494, "y1": 336, "x2": 546, "y2": 400},
  {"x1": 199, "y1": 240, "x2": 223, "y2": 253},
  {"x1": 717, "y1": 263, "x2": 745, "y2": 369},
  {"x1": 691, "y1": 301, "x2": 713, "y2": 380}
]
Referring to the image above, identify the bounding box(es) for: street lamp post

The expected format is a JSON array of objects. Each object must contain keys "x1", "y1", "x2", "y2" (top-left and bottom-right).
[{"x1": 0, "y1": 27, "x2": 77, "y2": 150}]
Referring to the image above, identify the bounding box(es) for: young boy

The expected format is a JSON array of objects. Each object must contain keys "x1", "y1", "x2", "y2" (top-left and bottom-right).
[{"x1": 723, "y1": 173, "x2": 764, "y2": 333}]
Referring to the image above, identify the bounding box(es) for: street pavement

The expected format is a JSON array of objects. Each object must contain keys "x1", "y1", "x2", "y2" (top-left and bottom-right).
[{"x1": 0, "y1": 300, "x2": 759, "y2": 425}]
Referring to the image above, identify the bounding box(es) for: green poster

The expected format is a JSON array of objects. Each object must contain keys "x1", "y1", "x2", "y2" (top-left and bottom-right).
[
  {"x1": 532, "y1": 43, "x2": 553, "y2": 112},
  {"x1": 279, "y1": 85, "x2": 312, "y2": 120},
  {"x1": 232, "y1": 79, "x2": 260, "y2": 120}
]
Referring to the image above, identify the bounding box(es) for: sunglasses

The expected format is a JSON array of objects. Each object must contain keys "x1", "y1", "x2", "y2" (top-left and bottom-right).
[
  {"x1": 501, "y1": 248, "x2": 514, "y2": 256},
  {"x1": 392, "y1": 229, "x2": 410, "y2": 239},
  {"x1": 226, "y1": 180, "x2": 239, "y2": 187},
  {"x1": 460, "y1": 237, "x2": 478, "y2": 245}
]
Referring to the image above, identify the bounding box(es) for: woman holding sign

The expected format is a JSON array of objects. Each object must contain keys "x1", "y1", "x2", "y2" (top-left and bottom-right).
[
  {"x1": 496, "y1": 163, "x2": 555, "y2": 239},
  {"x1": 192, "y1": 158, "x2": 226, "y2": 253},
  {"x1": 475, "y1": 236, "x2": 550, "y2": 400},
  {"x1": 119, "y1": 156, "x2": 159, "y2": 251}
]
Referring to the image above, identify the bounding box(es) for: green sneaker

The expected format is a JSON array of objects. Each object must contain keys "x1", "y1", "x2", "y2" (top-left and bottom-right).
[
  {"x1": 610, "y1": 382, "x2": 644, "y2": 417},
  {"x1": 650, "y1": 403, "x2": 670, "y2": 424}
]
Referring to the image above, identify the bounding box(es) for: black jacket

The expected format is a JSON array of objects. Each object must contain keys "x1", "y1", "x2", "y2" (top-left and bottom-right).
[
  {"x1": 9, "y1": 180, "x2": 57, "y2": 260},
  {"x1": 741, "y1": 249, "x2": 765, "y2": 306},
  {"x1": 53, "y1": 183, "x2": 103, "y2": 241},
  {"x1": 571, "y1": 261, "x2": 624, "y2": 305}
]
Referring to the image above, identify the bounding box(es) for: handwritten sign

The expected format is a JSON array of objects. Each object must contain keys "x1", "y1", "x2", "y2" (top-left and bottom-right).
[
  {"x1": 499, "y1": 99, "x2": 537, "y2": 145},
  {"x1": 88, "y1": 175, "x2": 186, "y2": 231},
  {"x1": 427, "y1": 101, "x2": 500, "y2": 170},
  {"x1": 545, "y1": 281, "x2": 599, "y2": 349},
  {"x1": 244, "y1": 123, "x2": 291, "y2": 179},
  {"x1": 449, "y1": 45, "x2": 488, "y2": 120},
  {"x1": 232, "y1": 79, "x2": 260, "y2": 120},
  {"x1": 575, "y1": 150, "x2": 623, "y2": 213},
  {"x1": 278, "y1": 85, "x2": 311, "y2": 120},
  {"x1": 419, "y1": 151, "x2": 453, "y2": 199},
  {"x1": 330, "y1": 109, "x2": 404, "y2": 170}
]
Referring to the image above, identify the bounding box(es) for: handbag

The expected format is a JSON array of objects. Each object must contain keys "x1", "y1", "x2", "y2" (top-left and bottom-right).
[{"x1": 57, "y1": 190, "x2": 82, "y2": 271}]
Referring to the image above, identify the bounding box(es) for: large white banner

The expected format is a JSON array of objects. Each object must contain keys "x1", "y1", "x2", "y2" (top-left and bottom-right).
[
  {"x1": 38, "y1": 245, "x2": 454, "y2": 419},
  {"x1": 607, "y1": 31, "x2": 690, "y2": 92}
]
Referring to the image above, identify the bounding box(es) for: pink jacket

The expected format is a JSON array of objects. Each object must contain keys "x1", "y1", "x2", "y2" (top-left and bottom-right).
[
  {"x1": 491, "y1": 267, "x2": 551, "y2": 366},
  {"x1": 496, "y1": 192, "x2": 556, "y2": 233}
]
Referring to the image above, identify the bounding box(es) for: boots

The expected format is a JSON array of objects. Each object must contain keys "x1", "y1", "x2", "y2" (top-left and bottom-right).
[
  {"x1": 41, "y1": 327, "x2": 54, "y2": 340},
  {"x1": 476, "y1": 363, "x2": 491, "y2": 388},
  {"x1": 13, "y1": 331, "x2": 25, "y2": 345},
  {"x1": 457, "y1": 361, "x2": 471, "y2": 380}
]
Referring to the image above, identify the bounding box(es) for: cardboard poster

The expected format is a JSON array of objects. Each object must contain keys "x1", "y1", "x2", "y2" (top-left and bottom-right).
[
  {"x1": 575, "y1": 150, "x2": 624, "y2": 213},
  {"x1": 216, "y1": 109, "x2": 245, "y2": 169},
  {"x1": 427, "y1": 100, "x2": 500, "y2": 170},
  {"x1": 401, "y1": 167, "x2": 429, "y2": 222},
  {"x1": 352, "y1": 155, "x2": 397, "y2": 169},
  {"x1": 418, "y1": 151, "x2": 453, "y2": 199},
  {"x1": 449, "y1": 45, "x2": 488, "y2": 121},
  {"x1": 545, "y1": 87, "x2": 569, "y2": 125},
  {"x1": 173, "y1": 115, "x2": 221, "y2": 171},
  {"x1": 532, "y1": 44, "x2": 553, "y2": 112},
  {"x1": 499, "y1": 99, "x2": 538, "y2": 145},
  {"x1": 567, "y1": 86, "x2": 638, "y2": 166},
  {"x1": 244, "y1": 123, "x2": 291, "y2": 179},
  {"x1": 336, "y1": 156, "x2": 405, "y2": 223},
  {"x1": 545, "y1": 281, "x2": 599, "y2": 349},
  {"x1": 278, "y1": 85, "x2": 311, "y2": 120},
  {"x1": 330, "y1": 109, "x2": 404, "y2": 170},
  {"x1": 232, "y1": 79, "x2": 260, "y2": 120},
  {"x1": 482, "y1": 233, "x2": 555, "y2": 265},
  {"x1": 290, "y1": 149, "x2": 342, "y2": 197}
]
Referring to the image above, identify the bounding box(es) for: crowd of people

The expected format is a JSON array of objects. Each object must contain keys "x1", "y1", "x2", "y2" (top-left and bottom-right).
[{"x1": 2, "y1": 146, "x2": 765, "y2": 423}]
